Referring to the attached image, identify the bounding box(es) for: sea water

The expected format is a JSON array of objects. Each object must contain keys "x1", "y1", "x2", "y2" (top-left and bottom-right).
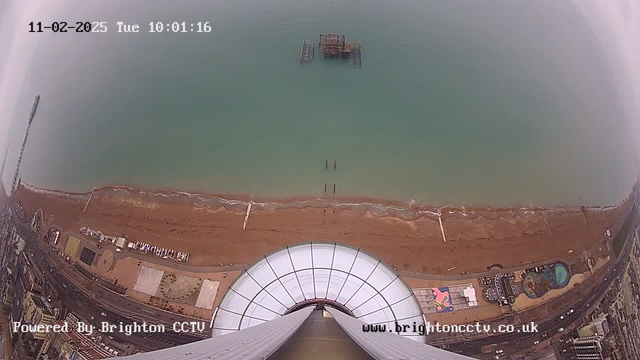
[{"x1": 4, "y1": 0, "x2": 637, "y2": 206}]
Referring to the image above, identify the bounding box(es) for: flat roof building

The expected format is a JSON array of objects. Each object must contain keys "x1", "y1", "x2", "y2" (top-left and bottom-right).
[
  {"x1": 568, "y1": 335, "x2": 605, "y2": 360},
  {"x1": 578, "y1": 313, "x2": 609, "y2": 338}
]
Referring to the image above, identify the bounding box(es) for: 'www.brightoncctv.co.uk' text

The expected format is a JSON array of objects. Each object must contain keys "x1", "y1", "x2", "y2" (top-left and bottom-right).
[{"x1": 363, "y1": 322, "x2": 539, "y2": 336}]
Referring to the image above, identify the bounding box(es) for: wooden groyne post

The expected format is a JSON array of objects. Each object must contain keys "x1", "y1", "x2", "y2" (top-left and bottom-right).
[
  {"x1": 243, "y1": 202, "x2": 253, "y2": 230},
  {"x1": 438, "y1": 215, "x2": 447, "y2": 242},
  {"x1": 83, "y1": 187, "x2": 96, "y2": 213}
]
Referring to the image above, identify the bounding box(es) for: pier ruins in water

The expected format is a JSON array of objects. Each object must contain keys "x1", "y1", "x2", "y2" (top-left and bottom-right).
[{"x1": 299, "y1": 34, "x2": 362, "y2": 67}]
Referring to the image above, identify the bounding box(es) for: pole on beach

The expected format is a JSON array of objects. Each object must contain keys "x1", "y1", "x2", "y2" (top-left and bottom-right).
[
  {"x1": 333, "y1": 184, "x2": 336, "y2": 194},
  {"x1": 243, "y1": 202, "x2": 253, "y2": 230},
  {"x1": 543, "y1": 215, "x2": 551, "y2": 234},
  {"x1": 325, "y1": 183, "x2": 327, "y2": 193},
  {"x1": 83, "y1": 187, "x2": 96, "y2": 213},
  {"x1": 326, "y1": 160, "x2": 328, "y2": 169},
  {"x1": 334, "y1": 160, "x2": 336, "y2": 170},
  {"x1": 438, "y1": 215, "x2": 447, "y2": 242}
]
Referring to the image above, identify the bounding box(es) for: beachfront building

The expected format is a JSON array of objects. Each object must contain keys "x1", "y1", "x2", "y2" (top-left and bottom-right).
[
  {"x1": 578, "y1": 313, "x2": 610, "y2": 338},
  {"x1": 414, "y1": 284, "x2": 478, "y2": 315},
  {"x1": 114, "y1": 243, "x2": 473, "y2": 360},
  {"x1": 13, "y1": 291, "x2": 57, "y2": 357},
  {"x1": 48, "y1": 317, "x2": 115, "y2": 359},
  {"x1": 22, "y1": 292, "x2": 56, "y2": 339},
  {"x1": 460, "y1": 285, "x2": 478, "y2": 307},
  {"x1": 568, "y1": 336, "x2": 605, "y2": 360}
]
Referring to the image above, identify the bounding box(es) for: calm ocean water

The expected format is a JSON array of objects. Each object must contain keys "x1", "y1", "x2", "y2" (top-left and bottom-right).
[{"x1": 4, "y1": 0, "x2": 637, "y2": 206}]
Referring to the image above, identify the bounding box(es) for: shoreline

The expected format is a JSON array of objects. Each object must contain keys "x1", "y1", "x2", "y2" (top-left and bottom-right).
[
  {"x1": 14, "y1": 182, "x2": 631, "y2": 273},
  {"x1": 21, "y1": 182, "x2": 629, "y2": 221}
]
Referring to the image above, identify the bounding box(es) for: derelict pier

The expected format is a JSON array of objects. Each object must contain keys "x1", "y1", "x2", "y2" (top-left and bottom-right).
[{"x1": 299, "y1": 34, "x2": 362, "y2": 67}]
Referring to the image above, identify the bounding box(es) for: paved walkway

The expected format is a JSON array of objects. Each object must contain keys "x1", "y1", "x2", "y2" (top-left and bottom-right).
[
  {"x1": 57, "y1": 226, "x2": 572, "y2": 281},
  {"x1": 396, "y1": 256, "x2": 566, "y2": 281}
]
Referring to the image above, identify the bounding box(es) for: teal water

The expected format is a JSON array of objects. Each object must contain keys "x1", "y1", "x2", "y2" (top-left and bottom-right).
[{"x1": 5, "y1": 0, "x2": 637, "y2": 206}]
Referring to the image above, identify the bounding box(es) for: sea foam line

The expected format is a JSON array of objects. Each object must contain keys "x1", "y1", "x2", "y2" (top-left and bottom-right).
[{"x1": 21, "y1": 183, "x2": 627, "y2": 221}]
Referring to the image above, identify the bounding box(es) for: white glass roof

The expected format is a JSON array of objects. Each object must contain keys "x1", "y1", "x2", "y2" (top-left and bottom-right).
[{"x1": 212, "y1": 242, "x2": 426, "y2": 342}]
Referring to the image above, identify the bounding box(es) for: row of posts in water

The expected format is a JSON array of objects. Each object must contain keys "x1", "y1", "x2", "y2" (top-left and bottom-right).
[
  {"x1": 325, "y1": 159, "x2": 336, "y2": 170},
  {"x1": 325, "y1": 183, "x2": 336, "y2": 194},
  {"x1": 325, "y1": 159, "x2": 336, "y2": 193}
]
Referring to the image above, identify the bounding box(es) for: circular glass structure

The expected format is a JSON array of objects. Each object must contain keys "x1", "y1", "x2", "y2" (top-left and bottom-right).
[{"x1": 212, "y1": 242, "x2": 426, "y2": 341}]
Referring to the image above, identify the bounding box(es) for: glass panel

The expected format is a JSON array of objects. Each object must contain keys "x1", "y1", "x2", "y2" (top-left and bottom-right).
[
  {"x1": 220, "y1": 290, "x2": 250, "y2": 313},
  {"x1": 214, "y1": 309, "x2": 242, "y2": 330},
  {"x1": 381, "y1": 277, "x2": 413, "y2": 305},
  {"x1": 281, "y1": 272, "x2": 305, "y2": 302},
  {"x1": 311, "y1": 243, "x2": 335, "y2": 269},
  {"x1": 353, "y1": 293, "x2": 389, "y2": 317},
  {"x1": 314, "y1": 269, "x2": 331, "y2": 299},
  {"x1": 253, "y1": 289, "x2": 287, "y2": 315},
  {"x1": 247, "y1": 257, "x2": 277, "y2": 287},
  {"x1": 266, "y1": 280, "x2": 296, "y2": 308},
  {"x1": 350, "y1": 252, "x2": 379, "y2": 281},
  {"x1": 345, "y1": 282, "x2": 377, "y2": 309},
  {"x1": 332, "y1": 246, "x2": 358, "y2": 272},
  {"x1": 390, "y1": 297, "x2": 422, "y2": 319},
  {"x1": 381, "y1": 321, "x2": 396, "y2": 334},
  {"x1": 245, "y1": 301, "x2": 280, "y2": 321},
  {"x1": 337, "y1": 275, "x2": 363, "y2": 304},
  {"x1": 367, "y1": 264, "x2": 397, "y2": 291},
  {"x1": 266, "y1": 250, "x2": 294, "y2": 277},
  {"x1": 231, "y1": 272, "x2": 262, "y2": 300},
  {"x1": 358, "y1": 305, "x2": 394, "y2": 324},
  {"x1": 288, "y1": 243, "x2": 312, "y2": 271},
  {"x1": 326, "y1": 270, "x2": 347, "y2": 301},
  {"x1": 297, "y1": 269, "x2": 316, "y2": 299},
  {"x1": 241, "y1": 316, "x2": 267, "y2": 330}
]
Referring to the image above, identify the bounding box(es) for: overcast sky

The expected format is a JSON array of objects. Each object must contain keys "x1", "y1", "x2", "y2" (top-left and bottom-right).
[
  {"x1": 574, "y1": 0, "x2": 640, "y2": 141},
  {"x1": 1, "y1": 0, "x2": 639, "y2": 154}
]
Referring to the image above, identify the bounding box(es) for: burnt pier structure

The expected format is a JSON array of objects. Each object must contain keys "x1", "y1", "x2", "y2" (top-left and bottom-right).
[
  {"x1": 319, "y1": 34, "x2": 362, "y2": 67},
  {"x1": 299, "y1": 34, "x2": 362, "y2": 67},
  {"x1": 299, "y1": 40, "x2": 314, "y2": 64}
]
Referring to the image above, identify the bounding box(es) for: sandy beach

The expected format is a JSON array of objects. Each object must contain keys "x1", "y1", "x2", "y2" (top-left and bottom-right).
[{"x1": 14, "y1": 183, "x2": 631, "y2": 274}]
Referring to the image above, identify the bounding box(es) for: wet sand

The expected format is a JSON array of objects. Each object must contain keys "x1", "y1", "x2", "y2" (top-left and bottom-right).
[{"x1": 14, "y1": 184, "x2": 631, "y2": 274}]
